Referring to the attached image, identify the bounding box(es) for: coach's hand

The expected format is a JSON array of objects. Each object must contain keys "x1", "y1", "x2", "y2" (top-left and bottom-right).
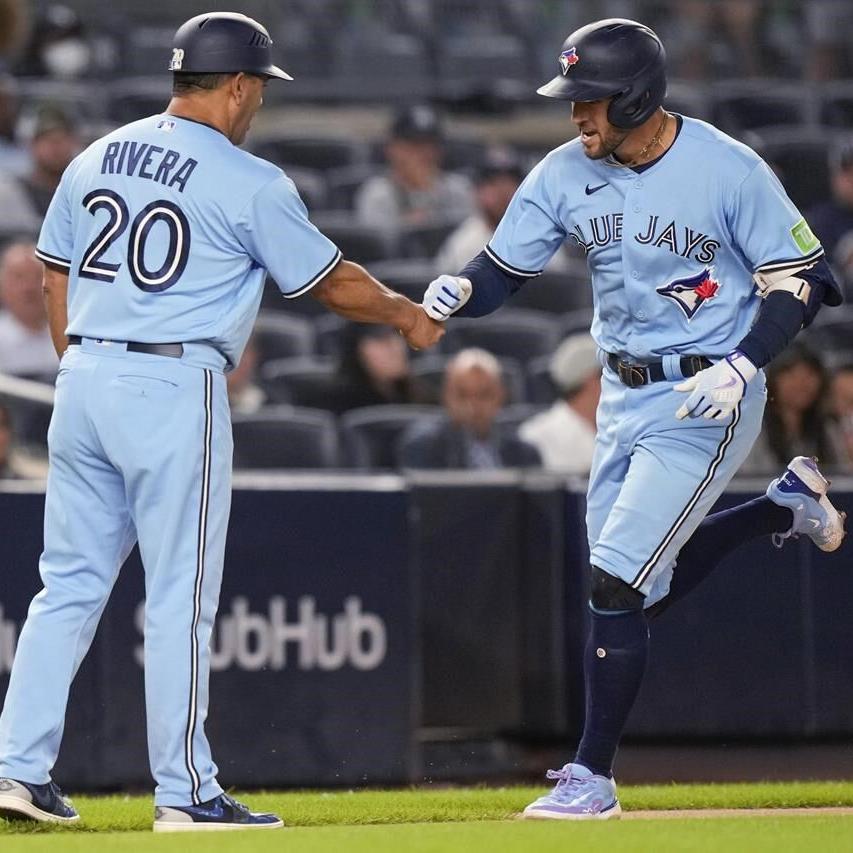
[
  {"x1": 400, "y1": 306, "x2": 445, "y2": 351},
  {"x1": 422, "y1": 275, "x2": 473, "y2": 321},
  {"x1": 675, "y1": 351, "x2": 757, "y2": 420}
]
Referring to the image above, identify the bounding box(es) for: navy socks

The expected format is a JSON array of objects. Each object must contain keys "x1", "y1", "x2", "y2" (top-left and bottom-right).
[
  {"x1": 574, "y1": 607, "x2": 649, "y2": 778},
  {"x1": 647, "y1": 496, "x2": 793, "y2": 618}
]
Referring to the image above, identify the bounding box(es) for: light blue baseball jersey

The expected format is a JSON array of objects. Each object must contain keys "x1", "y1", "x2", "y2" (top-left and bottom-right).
[
  {"x1": 36, "y1": 114, "x2": 341, "y2": 368},
  {"x1": 487, "y1": 116, "x2": 823, "y2": 361}
]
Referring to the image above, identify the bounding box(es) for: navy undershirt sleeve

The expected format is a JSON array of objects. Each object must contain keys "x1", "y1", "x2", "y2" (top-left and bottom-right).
[
  {"x1": 454, "y1": 250, "x2": 526, "y2": 317},
  {"x1": 737, "y1": 256, "x2": 840, "y2": 367},
  {"x1": 737, "y1": 292, "x2": 808, "y2": 368}
]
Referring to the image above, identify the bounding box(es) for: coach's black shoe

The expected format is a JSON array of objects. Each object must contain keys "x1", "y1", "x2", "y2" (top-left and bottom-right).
[
  {"x1": 0, "y1": 778, "x2": 80, "y2": 823},
  {"x1": 153, "y1": 792, "x2": 283, "y2": 832}
]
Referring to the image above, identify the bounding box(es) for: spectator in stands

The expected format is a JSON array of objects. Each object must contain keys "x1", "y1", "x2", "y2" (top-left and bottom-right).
[
  {"x1": 434, "y1": 148, "x2": 524, "y2": 274},
  {"x1": 399, "y1": 347, "x2": 540, "y2": 469},
  {"x1": 0, "y1": 75, "x2": 27, "y2": 175},
  {"x1": 804, "y1": 0, "x2": 853, "y2": 80},
  {"x1": 226, "y1": 336, "x2": 266, "y2": 415},
  {"x1": 0, "y1": 104, "x2": 79, "y2": 233},
  {"x1": 14, "y1": 4, "x2": 92, "y2": 79},
  {"x1": 18, "y1": 104, "x2": 80, "y2": 216},
  {"x1": 355, "y1": 104, "x2": 473, "y2": 231},
  {"x1": 519, "y1": 333, "x2": 600, "y2": 474},
  {"x1": 434, "y1": 146, "x2": 574, "y2": 276},
  {"x1": 829, "y1": 362, "x2": 853, "y2": 472},
  {"x1": 0, "y1": 240, "x2": 57, "y2": 378},
  {"x1": 807, "y1": 140, "x2": 853, "y2": 265},
  {"x1": 0, "y1": 0, "x2": 27, "y2": 72},
  {"x1": 333, "y1": 322, "x2": 430, "y2": 412},
  {"x1": 740, "y1": 342, "x2": 841, "y2": 474}
]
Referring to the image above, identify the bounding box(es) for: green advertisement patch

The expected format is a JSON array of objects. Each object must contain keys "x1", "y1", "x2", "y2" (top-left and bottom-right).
[{"x1": 791, "y1": 219, "x2": 820, "y2": 255}]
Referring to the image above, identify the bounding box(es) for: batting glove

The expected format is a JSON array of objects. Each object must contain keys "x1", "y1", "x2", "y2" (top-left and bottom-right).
[
  {"x1": 675, "y1": 351, "x2": 757, "y2": 421},
  {"x1": 422, "y1": 275, "x2": 472, "y2": 321}
]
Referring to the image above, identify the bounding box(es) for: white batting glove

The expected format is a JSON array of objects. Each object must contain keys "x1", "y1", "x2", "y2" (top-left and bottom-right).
[
  {"x1": 422, "y1": 275, "x2": 472, "y2": 321},
  {"x1": 675, "y1": 351, "x2": 757, "y2": 421}
]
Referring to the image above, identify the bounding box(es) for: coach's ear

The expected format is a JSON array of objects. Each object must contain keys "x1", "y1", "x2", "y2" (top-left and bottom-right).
[{"x1": 229, "y1": 72, "x2": 251, "y2": 105}]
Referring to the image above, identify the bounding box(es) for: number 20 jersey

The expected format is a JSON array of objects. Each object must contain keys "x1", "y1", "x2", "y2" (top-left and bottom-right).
[{"x1": 36, "y1": 114, "x2": 340, "y2": 368}]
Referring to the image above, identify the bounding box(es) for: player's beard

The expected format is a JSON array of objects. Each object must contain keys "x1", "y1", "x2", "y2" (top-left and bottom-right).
[{"x1": 585, "y1": 126, "x2": 630, "y2": 161}]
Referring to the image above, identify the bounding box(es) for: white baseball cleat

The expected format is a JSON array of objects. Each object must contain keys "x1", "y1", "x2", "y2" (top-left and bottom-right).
[
  {"x1": 766, "y1": 456, "x2": 847, "y2": 552},
  {"x1": 521, "y1": 762, "x2": 621, "y2": 821}
]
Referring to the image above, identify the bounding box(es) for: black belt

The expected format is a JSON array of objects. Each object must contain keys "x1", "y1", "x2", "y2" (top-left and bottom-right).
[
  {"x1": 606, "y1": 352, "x2": 712, "y2": 388},
  {"x1": 67, "y1": 335, "x2": 184, "y2": 359}
]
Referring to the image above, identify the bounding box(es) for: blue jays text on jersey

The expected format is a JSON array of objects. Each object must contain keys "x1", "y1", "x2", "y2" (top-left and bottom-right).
[
  {"x1": 487, "y1": 115, "x2": 824, "y2": 362},
  {"x1": 35, "y1": 114, "x2": 341, "y2": 368}
]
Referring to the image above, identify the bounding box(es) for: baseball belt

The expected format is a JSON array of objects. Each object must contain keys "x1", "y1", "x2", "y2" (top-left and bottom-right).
[
  {"x1": 67, "y1": 335, "x2": 184, "y2": 359},
  {"x1": 605, "y1": 352, "x2": 712, "y2": 388}
]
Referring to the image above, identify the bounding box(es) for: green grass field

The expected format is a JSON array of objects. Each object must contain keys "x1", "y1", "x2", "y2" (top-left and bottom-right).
[{"x1": 3, "y1": 782, "x2": 853, "y2": 852}]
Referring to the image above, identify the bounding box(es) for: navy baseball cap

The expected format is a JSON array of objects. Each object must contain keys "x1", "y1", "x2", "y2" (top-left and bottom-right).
[{"x1": 390, "y1": 105, "x2": 443, "y2": 141}]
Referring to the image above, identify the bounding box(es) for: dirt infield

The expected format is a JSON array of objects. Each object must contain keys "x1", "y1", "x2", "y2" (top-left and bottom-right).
[{"x1": 626, "y1": 807, "x2": 853, "y2": 820}]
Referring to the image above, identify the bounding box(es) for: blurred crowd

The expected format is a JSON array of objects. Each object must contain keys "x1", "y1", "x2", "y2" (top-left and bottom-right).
[{"x1": 0, "y1": 1, "x2": 852, "y2": 478}]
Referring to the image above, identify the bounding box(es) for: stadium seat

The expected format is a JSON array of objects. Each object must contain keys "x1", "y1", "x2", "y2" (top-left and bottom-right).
[
  {"x1": 364, "y1": 259, "x2": 434, "y2": 302},
  {"x1": 411, "y1": 354, "x2": 527, "y2": 403},
  {"x1": 107, "y1": 77, "x2": 168, "y2": 124},
  {"x1": 439, "y1": 308, "x2": 561, "y2": 363},
  {"x1": 282, "y1": 166, "x2": 329, "y2": 212},
  {"x1": 340, "y1": 404, "x2": 443, "y2": 469},
  {"x1": 0, "y1": 374, "x2": 54, "y2": 454},
  {"x1": 259, "y1": 357, "x2": 340, "y2": 409},
  {"x1": 805, "y1": 306, "x2": 853, "y2": 355},
  {"x1": 399, "y1": 219, "x2": 461, "y2": 259},
  {"x1": 494, "y1": 402, "x2": 548, "y2": 440},
  {"x1": 437, "y1": 34, "x2": 530, "y2": 99},
  {"x1": 311, "y1": 212, "x2": 398, "y2": 263},
  {"x1": 331, "y1": 33, "x2": 432, "y2": 100},
  {"x1": 820, "y1": 81, "x2": 853, "y2": 128},
  {"x1": 252, "y1": 312, "x2": 316, "y2": 364},
  {"x1": 709, "y1": 81, "x2": 818, "y2": 135},
  {"x1": 507, "y1": 265, "x2": 593, "y2": 314},
  {"x1": 326, "y1": 164, "x2": 384, "y2": 210},
  {"x1": 747, "y1": 127, "x2": 837, "y2": 211},
  {"x1": 248, "y1": 134, "x2": 372, "y2": 172},
  {"x1": 526, "y1": 355, "x2": 558, "y2": 404},
  {"x1": 557, "y1": 309, "x2": 594, "y2": 340},
  {"x1": 313, "y1": 313, "x2": 348, "y2": 358},
  {"x1": 231, "y1": 405, "x2": 341, "y2": 469}
]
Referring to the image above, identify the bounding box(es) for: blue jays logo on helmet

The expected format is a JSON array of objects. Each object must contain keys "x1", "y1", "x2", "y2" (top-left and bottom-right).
[
  {"x1": 559, "y1": 47, "x2": 580, "y2": 75},
  {"x1": 656, "y1": 268, "x2": 720, "y2": 320}
]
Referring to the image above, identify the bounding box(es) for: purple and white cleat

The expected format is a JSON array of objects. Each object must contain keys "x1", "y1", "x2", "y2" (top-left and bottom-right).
[
  {"x1": 766, "y1": 456, "x2": 846, "y2": 552},
  {"x1": 521, "y1": 763, "x2": 621, "y2": 821}
]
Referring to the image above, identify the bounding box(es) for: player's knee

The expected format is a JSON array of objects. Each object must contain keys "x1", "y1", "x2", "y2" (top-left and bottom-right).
[{"x1": 589, "y1": 566, "x2": 645, "y2": 612}]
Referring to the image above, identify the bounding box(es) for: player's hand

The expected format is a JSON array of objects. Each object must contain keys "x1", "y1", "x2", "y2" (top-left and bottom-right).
[
  {"x1": 422, "y1": 275, "x2": 472, "y2": 321},
  {"x1": 674, "y1": 351, "x2": 757, "y2": 421},
  {"x1": 400, "y1": 306, "x2": 445, "y2": 351}
]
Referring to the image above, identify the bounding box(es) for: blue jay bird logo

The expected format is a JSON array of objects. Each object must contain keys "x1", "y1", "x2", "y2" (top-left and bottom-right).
[
  {"x1": 559, "y1": 47, "x2": 580, "y2": 75},
  {"x1": 656, "y1": 268, "x2": 720, "y2": 320}
]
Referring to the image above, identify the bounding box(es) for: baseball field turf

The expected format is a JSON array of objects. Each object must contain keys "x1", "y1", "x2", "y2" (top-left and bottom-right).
[{"x1": 3, "y1": 781, "x2": 853, "y2": 851}]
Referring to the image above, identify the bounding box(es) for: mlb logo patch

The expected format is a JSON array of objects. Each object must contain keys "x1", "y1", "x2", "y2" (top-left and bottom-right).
[
  {"x1": 155, "y1": 119, "x2": 176, "y2": 133},
  {"x1": 656, "y1": 268, "x2": 720, "y2": 320},
  {"x1": 559, "y1": 47, "x2": 580, "y2": 75}
]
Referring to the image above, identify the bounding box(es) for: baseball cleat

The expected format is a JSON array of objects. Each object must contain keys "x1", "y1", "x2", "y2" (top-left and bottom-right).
[
  {"x1": 0, "y1": 778, "x2": 80, "y2": 824},
  {"x1": 521, "y1": 762, "x2": 621, "y2": 821},
  {"x1": 766, "y1": 456, "x2": 847, "y2": 552},
  {"x1": 153, "y1": 792, "x2": 283, "y2": 832}
]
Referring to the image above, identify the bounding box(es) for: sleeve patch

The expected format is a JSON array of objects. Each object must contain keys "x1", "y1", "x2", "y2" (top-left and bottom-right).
[{"x1": 790, "y1": 219, "x2": 820, "y2": 255}]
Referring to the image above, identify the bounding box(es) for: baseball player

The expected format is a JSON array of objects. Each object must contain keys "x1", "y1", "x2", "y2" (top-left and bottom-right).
[
  {"x1": 0, "y1": 12, "x2": 441, "y2": 832},
  {"x1": 422, "y1": 18, "x2": 846, "y2": 820}
]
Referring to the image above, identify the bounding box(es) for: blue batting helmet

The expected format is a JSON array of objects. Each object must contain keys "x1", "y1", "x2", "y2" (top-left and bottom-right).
[
  {"x1": 169, "y1": 12, "x2": 292, "y2": 80},
  {"x1": 537, "y1": 18, "x2": 666, "y2": 129}
]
